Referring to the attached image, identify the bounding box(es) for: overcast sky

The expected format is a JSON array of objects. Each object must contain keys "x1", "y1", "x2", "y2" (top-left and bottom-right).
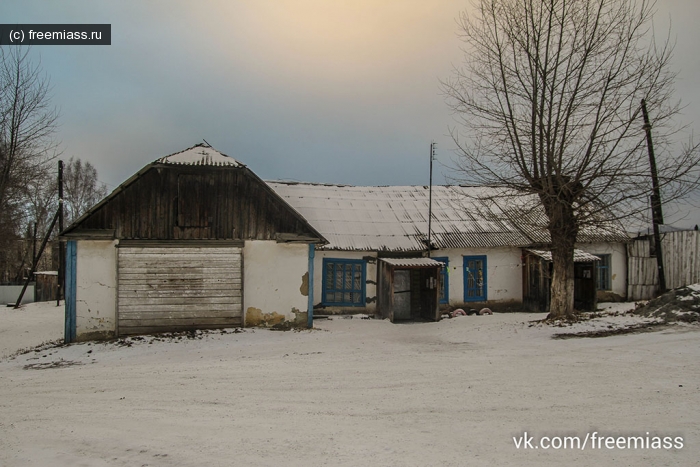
[{"x1": 3, "y1": 0, "x2": 700, "y2": 227}]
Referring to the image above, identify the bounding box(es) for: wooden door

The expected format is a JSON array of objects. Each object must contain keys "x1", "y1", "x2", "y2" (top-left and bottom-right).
[
  {"x1": 393, "y1": 269, "x2": 411, "y2": 321},
  {"x1": 118, "y1": 244, "x2": 242, "y2": 335}
]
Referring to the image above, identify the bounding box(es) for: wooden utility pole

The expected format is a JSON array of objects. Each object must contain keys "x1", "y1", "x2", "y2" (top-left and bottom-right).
[
  {"x1": 14, "y1": 211, "x2": 60, "y2": 308},
  {"x1": 427, "y1": 142, "x2": 436, "y2": 257},
  {"x1": 32, "y1": 222, "x2": 37, "y2": 266},
  {"x1": 641, "y1": 99, "x2": 666, "y2": 293},
  {"x1": 58, "y1": 160, "x2": 64, "y2": 305}
]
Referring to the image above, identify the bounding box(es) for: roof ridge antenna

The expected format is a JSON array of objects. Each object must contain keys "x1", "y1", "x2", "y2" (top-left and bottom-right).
[
  {"x1": 427, "y1": 141, "x2": 437, "y2": 257},
  {"x1": 202, "y1": 139, "x2": 211, "y2": 147}
]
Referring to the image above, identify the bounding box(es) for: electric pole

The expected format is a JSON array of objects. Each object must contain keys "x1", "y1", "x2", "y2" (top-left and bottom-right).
[
  {"x1": 641, "y1": 99, "x2": 666, "y2": 294},
  {"x1": 58, "y1": 160, "x2": 64, "y2": 305},
  {"x1": 427, "y1": 142, "x2": 436, "y2": 257}
]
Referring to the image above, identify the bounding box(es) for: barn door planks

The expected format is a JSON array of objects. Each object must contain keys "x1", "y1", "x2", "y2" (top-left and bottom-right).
[{"x1": 117, "y1": 245, "x2": 242, "y2": 335}]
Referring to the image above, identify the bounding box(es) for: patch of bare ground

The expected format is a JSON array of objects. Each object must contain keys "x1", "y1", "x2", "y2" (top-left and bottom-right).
[
  {"x1": 4, "y1": 329, "x2": 251, "y2": 361},
  {"x1": 529, "y1": 309, "x2": 637, "y2": 327},
  {"x1": 527, "y1": 306, "x2": 679, "y2": 339},
  {"x1": 536, "y1": 285, "x2": 700, "y2": 339},
  {"x1": 552, "y1": 321, "x2": 670, "y2": 339},
  {"x1": 23, "y1": 359, "x2": 84, "y2": 370},
  {"x1": 7, "y1": 339, "x2": 66, "y2": 359}
]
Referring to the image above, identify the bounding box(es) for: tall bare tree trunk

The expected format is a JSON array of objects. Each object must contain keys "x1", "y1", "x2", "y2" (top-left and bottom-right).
[
  {"x1": 549, "y1": 242, "x2": 575, "y2": 319},
  {"x1": 546, "y1": 198, "x2": 578, "y2": 320}
]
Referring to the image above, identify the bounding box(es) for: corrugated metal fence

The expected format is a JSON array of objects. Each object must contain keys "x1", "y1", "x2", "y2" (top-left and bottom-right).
[{"x1": 628, "y1": 230, "x2": 700, "y2": 300}]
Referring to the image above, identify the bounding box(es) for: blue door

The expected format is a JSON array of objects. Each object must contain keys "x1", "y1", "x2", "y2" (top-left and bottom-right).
[
  {"x1": 433, "y1": 257, "x2": 449, "y2": 305},
  {"x1": 463, "y1": 256, "x2": 487, "y2": 301}
]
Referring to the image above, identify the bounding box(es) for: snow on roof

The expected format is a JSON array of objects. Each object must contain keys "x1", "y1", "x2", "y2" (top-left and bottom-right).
[
  {"x1": 267, "y1": 182, "x2": 628, "y2": 252},
  {"x1": 156, "y1": 144, "x2": 243, "y2": 167},
  {"x1": 268, "y1": 183, "x2": 532, "y2": 251}
]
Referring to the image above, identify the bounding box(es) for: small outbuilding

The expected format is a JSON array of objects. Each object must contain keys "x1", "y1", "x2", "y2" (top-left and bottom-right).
[
  {"x1": 34, "y1": 271, "x2": 58, "y2": 302},
  {"x1": 377, "y1": 257, "x2": 444, "y2": 322},
  {"x1": 61, "y1": 144, "x2": 326, "y2": 342},
  {"x1": 522, "y1": 249, "x2": 600, "y2": 312}
]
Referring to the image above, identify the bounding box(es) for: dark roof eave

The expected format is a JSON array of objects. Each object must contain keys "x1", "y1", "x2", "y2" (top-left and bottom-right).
[{"x1": 59, "y1": 229, "x2": 116, "y2": 241}]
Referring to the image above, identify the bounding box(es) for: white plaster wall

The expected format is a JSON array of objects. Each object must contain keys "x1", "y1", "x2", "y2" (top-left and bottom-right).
[
  {"x1": 243, "y1": 241, "x2": 309, "y2": 323},
  {"x1": 433, "y1": 247, "x2": 523, "y2": 305},
  {"x1": 76, "y1": 240, "x2": 117, "y2": 339},
  {"x1": 309, "y1": 244, "x2": 626, "y2": 310},
  {"x1": 313, "y1": 250, "x2": 377, "y2": 312},
  {"x1": 314, "y1": 248, "x2": 521, "y2": 310},
  {"x1": 579, "y1": 242, "x2": 628, "y2": 298}
]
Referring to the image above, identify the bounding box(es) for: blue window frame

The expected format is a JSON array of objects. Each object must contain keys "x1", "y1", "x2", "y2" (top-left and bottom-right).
[
  {"x1": 463, "y1": 255, "x2": 487, "y2": 301},
  {"x1": 433, "y1": 256, "x2": 449, "y2": 304},
  {"x1": 595, "y1": 254, "x2": 612, "y2": 290},
  {"x1": 322, "y1": 258, "x2": 365, "y2": 306}
]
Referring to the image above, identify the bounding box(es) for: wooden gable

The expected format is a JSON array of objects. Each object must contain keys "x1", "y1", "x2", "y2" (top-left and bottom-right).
[{"x1": 64, "y1": 163, "x2": 324, "y2": 242}]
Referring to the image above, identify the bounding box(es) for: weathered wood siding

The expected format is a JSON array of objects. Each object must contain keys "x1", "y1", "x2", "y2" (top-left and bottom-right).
[
  {"x1": 522, "y1": 254, "x2": 549, "y2": 312},
  {"x1": 377, "y1": 260, "x2": 394, "y2": 320},
  {"x1": 76, "y1": 165, "x2": 317, "y2": 241},
  {"x1": 34, "y1": 273, "x2": 58, "y2": 302},
  {"x1": 627, "y1": 230, "x2": 700, "y2": 300},
  {"x1": 118, "y1": 245, "x2": 243, "y2": 335}
]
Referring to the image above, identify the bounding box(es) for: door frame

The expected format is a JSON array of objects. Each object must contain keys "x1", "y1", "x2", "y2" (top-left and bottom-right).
[{"x1": 463, "y1": 255, "x2": 487, "y2": 302}]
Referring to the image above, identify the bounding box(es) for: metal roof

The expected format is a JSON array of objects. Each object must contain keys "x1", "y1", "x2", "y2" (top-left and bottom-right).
[
  {"x1": 156, "y1": 144, "x2": 243, "y2": 167},
  {"x1": 380, "y1": 258, "x2": 445, "y2": 267},
  {"x1": 511, "y1": 207, "x2": 630, "y2": 244},
  {"x1": 525, "y1": 249, "x2": 601, "y2": 262},
  {"x1": 267, "y1": 182, "x2": 628, "y2": 252}
]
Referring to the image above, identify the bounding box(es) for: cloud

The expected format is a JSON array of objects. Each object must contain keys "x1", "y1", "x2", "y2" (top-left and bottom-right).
[{"x1": 3, "y1": 0, "x2": 699, "y2": 225}]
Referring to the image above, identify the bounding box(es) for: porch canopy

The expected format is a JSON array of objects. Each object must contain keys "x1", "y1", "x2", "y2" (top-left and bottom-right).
[
  {"x1": 525, "y1": 249, "x2": 601, "y2": 262},
  {"x1": 377, "y1": 257, "x2": 445, "y2": 322},
  {"x1": 379, "y1": 258, "x2": 445, "y2": 268}
]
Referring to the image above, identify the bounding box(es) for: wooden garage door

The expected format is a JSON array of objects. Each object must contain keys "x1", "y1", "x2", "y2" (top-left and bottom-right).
[{"x1": 118, "y1": 245, "x2": 243, "y2": 335}]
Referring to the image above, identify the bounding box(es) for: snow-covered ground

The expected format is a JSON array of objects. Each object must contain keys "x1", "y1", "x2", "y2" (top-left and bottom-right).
[
  {"x1": 1, "y1": 302, "x2": 698, "y2": 466},
  {"x1": 0, "y1": 301, "x2": 64, "y2": 358}
]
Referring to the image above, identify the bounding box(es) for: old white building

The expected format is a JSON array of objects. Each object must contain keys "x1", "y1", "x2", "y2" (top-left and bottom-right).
[
  {"x1": 61, "y1": 145, "x2": 325, "y2": 342},
  {"x1": 269, "y1": 182, "x2": 629, "y2": 318},
  {"x1": 61, "y1": 145, "x2": 630, "y2": 341}
]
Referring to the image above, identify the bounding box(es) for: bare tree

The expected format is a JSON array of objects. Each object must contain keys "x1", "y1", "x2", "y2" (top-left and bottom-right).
[
  {"x1": 0, "y1": 47, "x2": 58, "y2": 281},
  {"x1": 62, "y1": 157, "x2": 107, "y2": 225},
  {"x1": 25, "y1": 166, "x2": 57, "y2": 239},
  {"x1": 443, "y1": 0, "x2": 700, "y2": 319}
]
